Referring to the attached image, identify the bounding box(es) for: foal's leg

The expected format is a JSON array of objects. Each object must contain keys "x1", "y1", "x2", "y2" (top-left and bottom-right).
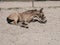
[
  {"x1": 32, "y1": 16, "x2": 41, "y2": 22},
  {"x1": 22, "y1": 22, "x2": 28, "y2": 25},
  {"x1": 21, "y1": 24, "x2": 29, "y2": 28},
  {"x1": 21, "y1": 21, "x2": 29, "y2": 28}
]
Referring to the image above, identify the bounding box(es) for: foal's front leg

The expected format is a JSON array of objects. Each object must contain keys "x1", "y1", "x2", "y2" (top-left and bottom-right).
[{"x1": 31, "y1": 16, "x2": 41, "y2": 22}]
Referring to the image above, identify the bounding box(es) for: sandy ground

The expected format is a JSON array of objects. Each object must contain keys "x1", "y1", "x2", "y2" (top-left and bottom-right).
[{"x1": 0, "y1": 2, "x2": 60, "y2": 45}]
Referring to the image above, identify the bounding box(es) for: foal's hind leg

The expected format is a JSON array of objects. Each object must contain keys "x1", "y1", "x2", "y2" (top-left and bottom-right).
[
  {"x1": 22, "y1": 22, "x2": 28, "y2": 25},
  {"x1": 21, "y1": 24, "x2": 29, "y2": 28},
  {"x1": 21, "y1": 21, "x2": 29, "y2": 28}
]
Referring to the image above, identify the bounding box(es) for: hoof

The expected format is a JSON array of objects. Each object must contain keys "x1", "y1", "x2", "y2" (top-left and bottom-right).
[
  {"x1": 22, "y1": 23, "x2": 27, "y2": 25},
  {"x1": 26, "y1": 27, "x2": 29, "y2": 28},
  {"x1": 39, "y1": 20, "x2": 47, "y2": 24},
  {"x1": 33, "y1": 19, "x2": 38, "y2": 22},
  {"x1": 21, "y1": 25, "x2": 25, "y2": 27},
  {"x1": 21, "y1": 25, "x2": 29, "y2": 28}
]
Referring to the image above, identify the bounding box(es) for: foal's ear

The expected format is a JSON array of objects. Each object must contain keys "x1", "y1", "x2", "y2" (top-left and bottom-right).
[{"x1": 40, "y1": 8, "x2": 43, "y2": 13}]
